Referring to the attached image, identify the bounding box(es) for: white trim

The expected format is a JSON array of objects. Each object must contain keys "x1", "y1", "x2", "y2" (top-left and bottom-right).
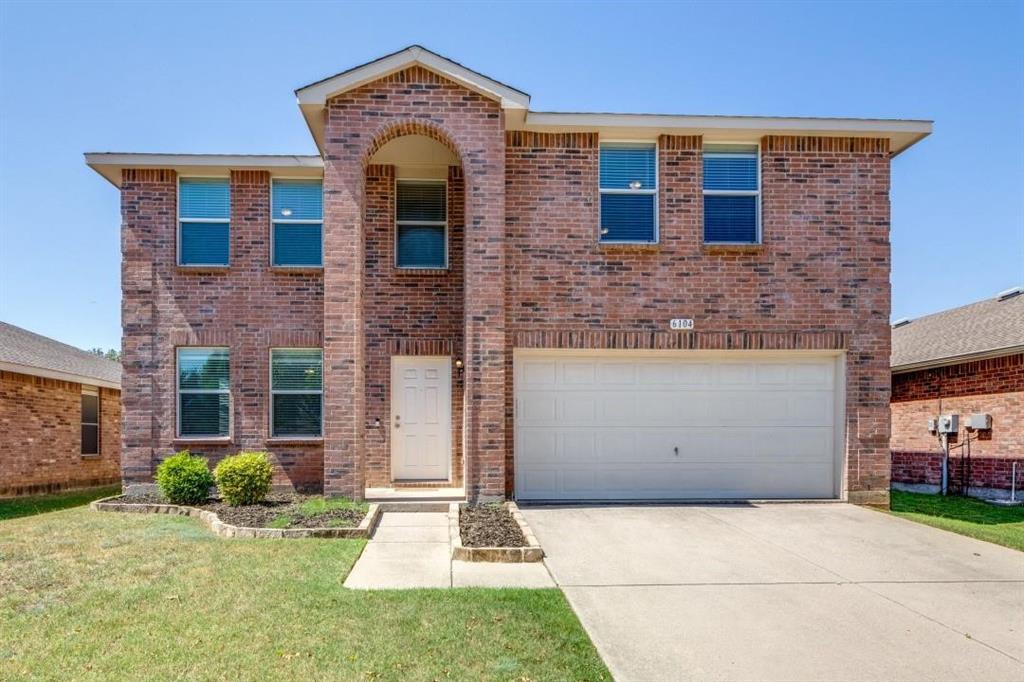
[
  {"x1": 0, "y1": 361, "x2": 119, "y2": 389},
  {"x1": 525, "y1": 111, "x2": 932, "y2": 135},
  {"x1": 891, "y1": 345, "x2": 1024, "y2": 374},
  {"x1": 269, "y1": 348, "x2": 324, "y2": 439},
  {"x1": 269, "y1": 177, "x2": 324, "y2": 268},
  {"x1": 84, "y1": 153, "x2": 323, "y2": 188},
  {"x1": 176, "y1": 347, "x2": 232, "y2": 439},
  {"x1": 702, "y1": 143, "x2": 762, "y2": 245},
  {"x1": 295, "y1": 46, "x2": 530, "y2": 110},
  {"x1": 394, "y1": 178, "x2": 449, "y2": 270},
  {"x1": 177, "y1": 176, "x2": 231, "y2": 268},
  {"x1": 598, "y1": 139, "x2": 659, "y2": 244}
]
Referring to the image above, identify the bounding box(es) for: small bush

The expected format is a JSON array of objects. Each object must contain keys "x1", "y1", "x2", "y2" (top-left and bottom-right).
[
  {"x1": 214, "y1": 451, "x2": 273, "y2": 506},
  {"x1": 155, "y1": 451, "x2": 214, "y2": 505}
]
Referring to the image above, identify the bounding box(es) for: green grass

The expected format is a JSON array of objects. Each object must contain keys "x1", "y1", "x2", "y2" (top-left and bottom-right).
[
  {"x1": 0, "y1": 506, "x2": 608, "y2": 681},
  {"x1": 0, "y1": 486, "x2": 121, "y2": 521},
  {"x1": 889, "y1": 490, "x2": 1024, "y2": 552},
  {"x1": 298, "y1": 496, "x2": 368, "y2": 517}
]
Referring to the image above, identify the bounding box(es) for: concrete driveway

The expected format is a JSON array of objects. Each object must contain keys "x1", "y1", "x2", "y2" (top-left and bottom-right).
[{"x1": 522, "y1": 503, "x2": 1024, "y2": 682}]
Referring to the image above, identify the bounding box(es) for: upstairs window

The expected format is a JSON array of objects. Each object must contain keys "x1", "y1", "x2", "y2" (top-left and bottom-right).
[
  {"x1": 703, "y1": 144, "x2": 760, "y2": 244},
  {"x1": 272, "y1": 179, "x2": 323, "y2": 267},
  {"x1": 179, "y1": 178, "x2": 230, "y2": 266},
  {"x1": 599, "y1": 142, "x2": 658, "y2": 243},
  {"x1": 177, "y1": 348, "x2": 230, "y2": 438},
  {"x1": 396, "y1": 180, "x2": 447, "y2": 269},
  {"x1": 270, "y1": 349, "x2": 323, "y2": 438},
  {"x1": 81, "y1": 387, "x2": 99, "y2": 456}
]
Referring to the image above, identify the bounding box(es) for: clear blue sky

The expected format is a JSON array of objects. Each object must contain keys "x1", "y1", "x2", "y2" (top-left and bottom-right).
[{"x1": 1, "y1": 1, "x2": 1021, "y2": 351}]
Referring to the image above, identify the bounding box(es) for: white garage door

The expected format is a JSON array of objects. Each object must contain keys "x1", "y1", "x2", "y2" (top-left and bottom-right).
[{"x1": 514, "y1": 351, "x2": 843, "y2": 501}]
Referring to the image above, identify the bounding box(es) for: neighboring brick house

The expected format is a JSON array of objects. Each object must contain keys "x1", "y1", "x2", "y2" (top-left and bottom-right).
[
  {"x1": 891, "y1": 289, "x2": 1024, "y2": 499},
  {"x1": 0, "y1": 322, "x2": 121, "y2": 497},
  {"x1": 86, "y1": 45, "x2": 931, "y2": 505}
]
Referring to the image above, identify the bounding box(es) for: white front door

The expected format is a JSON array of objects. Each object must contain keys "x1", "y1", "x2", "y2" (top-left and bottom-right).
[{"x1": 391, "y1": 356, "x2": 452, "y2": 481}]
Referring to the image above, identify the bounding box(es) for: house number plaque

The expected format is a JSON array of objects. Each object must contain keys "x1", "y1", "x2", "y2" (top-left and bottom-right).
[{"x1": 669, "y1": 318, "x2": 695, "y2": 331}]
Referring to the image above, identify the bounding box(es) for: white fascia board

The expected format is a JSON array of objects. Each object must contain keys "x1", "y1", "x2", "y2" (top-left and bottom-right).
[
  {"x1": 522, "y1": 112, "x2": 933, "y2": 154},
  {"x1": 0, "y1": 361, "x2": 120, "y2": 390},
  {"x1": 85, "y1": 153, "x2": 323, "y2": 187},
  {"x1": 295, "y1": 46, "x2": 530, "y2": 110},
  {"x1": 891, "y1": 344, "x2": 1024, "y2": 374}
]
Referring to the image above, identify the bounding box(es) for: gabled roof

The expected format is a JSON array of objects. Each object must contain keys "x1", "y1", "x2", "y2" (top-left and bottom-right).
[
  {"x1": 295, "y1": 45, "x2": 530, "y2": 149},
  {"x1": 891, "y1": 288, "x2": 1024, "y2": 372},
  {"x1": 0, "y1": 321, "x2": 121, "y2": 389}
]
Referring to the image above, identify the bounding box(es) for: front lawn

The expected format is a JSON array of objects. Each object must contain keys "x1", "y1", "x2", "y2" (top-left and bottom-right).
[
  {"x1": 889, "y1": 490, "x2": 1024, "y2": 552},
  {"x1": 0, "y1": 505, "x2": 608, "y2": 681},
  {"x1": 0, "y1": 485, "x2": 120, "y2": 521}
]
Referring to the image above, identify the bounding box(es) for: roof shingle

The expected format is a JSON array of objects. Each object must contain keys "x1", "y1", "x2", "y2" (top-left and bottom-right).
[
  {"x1": 0, "y1": 322, "x2": 121, "y2": 387},
  {"x1": 891, "y1": 290, "x2": 1024, "y2": 370}
]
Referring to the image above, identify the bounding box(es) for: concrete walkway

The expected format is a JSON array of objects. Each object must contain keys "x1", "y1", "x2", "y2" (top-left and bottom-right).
[
  {"x1": 523, "y1": 503, "x2": 1024, "y2": 682},
  {"x1": 344, "y1": 511, "x2": 554, "y2": 589}
]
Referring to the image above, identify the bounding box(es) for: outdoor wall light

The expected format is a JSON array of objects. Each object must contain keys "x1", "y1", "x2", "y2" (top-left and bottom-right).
[{"x1": 455, "y1": 358, "x2": 464, "y2": 378}]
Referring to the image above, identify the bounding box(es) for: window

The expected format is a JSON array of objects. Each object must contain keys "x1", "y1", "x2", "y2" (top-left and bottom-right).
[
  {"x1": 599, "y1": 142, "x2": 658, "y2": 242},
  {"x1": 395, "y1": 180, "x2": 447, "y2": 268},
  {"x1": 272, "y1": 179, "x2": 323, "y2": 267},
  {"x1": 703, "y1": 144, "x2": 760, "y2": 243},
  {"x1": 177, "y1": 348, "x2": 230, "y2": 438},
  {"x1": 270, "y1": 349, "x2": 323, "y2": 437},
  {"x1": 179, "y1": 178, "x2": 230, "y2": 266},
  {"x1": 81, "y1": 387, "x2": 99, "y2": 455}
]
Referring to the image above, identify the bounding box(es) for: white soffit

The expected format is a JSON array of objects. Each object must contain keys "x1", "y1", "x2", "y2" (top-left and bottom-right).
[
  {"x1": 520, "y1": 112, "x2": 933, "y2": 155},
  {"x1": 84, "y1": 153, "x2": 323, "y2": 187},
  {"x1": 295, "y1": 45, "x2": 531, "y2": 150}
]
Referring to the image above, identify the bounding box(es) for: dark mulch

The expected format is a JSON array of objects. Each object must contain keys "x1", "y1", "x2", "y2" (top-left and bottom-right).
[
  {"x1": 459, "y1": 503, "x2": 526, "y2": 547},
  {"x1": 108, "y1": 493, "x2": 366, "y2": 529}
]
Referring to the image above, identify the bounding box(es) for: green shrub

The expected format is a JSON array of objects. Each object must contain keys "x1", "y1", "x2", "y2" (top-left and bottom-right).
[
  {"x1": 155, "y1": 451, "x2": 214, "y2": 505},
  {"x1": 214, "y1": 451, "x2": 273, "y2": 506}
]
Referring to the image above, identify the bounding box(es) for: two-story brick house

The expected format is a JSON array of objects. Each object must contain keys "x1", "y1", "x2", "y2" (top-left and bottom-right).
[{"x1": 87, "y1": 46, "x2": 930, "y2": 504}]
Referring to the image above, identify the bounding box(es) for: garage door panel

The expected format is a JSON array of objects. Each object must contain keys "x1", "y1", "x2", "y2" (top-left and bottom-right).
[{"x1": 515, "y1": 352, "x2": 841, "y2": 500}]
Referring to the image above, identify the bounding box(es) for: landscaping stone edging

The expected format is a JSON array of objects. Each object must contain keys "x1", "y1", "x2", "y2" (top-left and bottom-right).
[
  {"x1": 449, "y1": 502, "x2": 544, "y2": 562},
  {"x1": 90, "y1": 496, "x2": 381, "y2": 539}
]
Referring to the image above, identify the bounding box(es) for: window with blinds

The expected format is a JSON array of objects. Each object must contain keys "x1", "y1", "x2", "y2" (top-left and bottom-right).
[
  {"x1": 396, "y1": 180, "x2": 447, "y2": 268},
  {"x1": 179, "y1": 178, "x2": 230, "y2": 266},
  {"x1": 272, "y1": 179, "x2": 323, "y2": 267},
  {"x1": 599, "y1": 142, "x2": 658, "y2": 242},
  {"x1": 177, "y1": 348, "x2": 230, "y2": 438},
  {"x1": 270, "y1": 349, "x2": 323, "y2": 437},
  {"x1": 703, "y1": 144, "x2": 760, "y2": 243}
]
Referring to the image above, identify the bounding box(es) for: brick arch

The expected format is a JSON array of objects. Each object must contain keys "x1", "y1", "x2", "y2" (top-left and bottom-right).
[{"x1": 361, "y1": 118, "x2": 464, "y2": 168}]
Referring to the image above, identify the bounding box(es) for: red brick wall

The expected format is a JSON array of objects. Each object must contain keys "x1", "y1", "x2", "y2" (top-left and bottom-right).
[
  {"x1": 891, "y1": 353, "x2": 1023, "y2": 466},
  {"x1": 0, "y1": 371, "x2": 121, "y2": 497},
  {"x1": 117, "y1": 70, "x2": 894, "y2": 504},
  {"x1": 504, "y1": 133, "x2": 893, "y2": 503},
  {"x1": 120, "y1": 169, "x2": 324, "y2": 491},
  {"x1": 892, "y1": 451, "x2": 1024, "y2": 491},
  {"x1": 323, "y1": 66, "x2": 506, "y2": 499},
  {"x1": 363, "y1": 164, "x2": 465, "y2": 487}
]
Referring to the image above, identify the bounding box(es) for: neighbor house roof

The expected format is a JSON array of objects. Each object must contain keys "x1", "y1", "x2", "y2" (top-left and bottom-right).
[
  {"x1": 0, "y1": 322, "x2": 121, "y2": 389},
  {"x1": 891, "y1": 288, "x2": 1024, "y2": 373},
  {"x1": 86, "y1": 45, "x2": 932, "y2": 186}
]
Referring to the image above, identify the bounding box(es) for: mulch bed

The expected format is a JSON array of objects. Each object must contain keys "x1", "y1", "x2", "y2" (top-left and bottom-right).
[
  {"x1": 459, "y1": 504, "x2": 526, "y2": 547},
  {"x1": 109, "y1": 493, "x2": 365, "y2": 529}
]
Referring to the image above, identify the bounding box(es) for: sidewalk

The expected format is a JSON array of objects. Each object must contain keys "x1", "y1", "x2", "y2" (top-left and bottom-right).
[{"x1": 344, "y1": 511, "x2": 554, "y2": 589}]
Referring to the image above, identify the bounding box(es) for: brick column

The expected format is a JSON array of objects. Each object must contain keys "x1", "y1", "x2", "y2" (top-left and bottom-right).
[
  {"x1": 120, "y1": 168, "x2": 176, "y2": 487},
  {"x1": 322, "y1": 156, "x2": 366, "y2": 499},
  {"x1": 463, "y1": 132, "x2": 507, "y2": 500}
]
